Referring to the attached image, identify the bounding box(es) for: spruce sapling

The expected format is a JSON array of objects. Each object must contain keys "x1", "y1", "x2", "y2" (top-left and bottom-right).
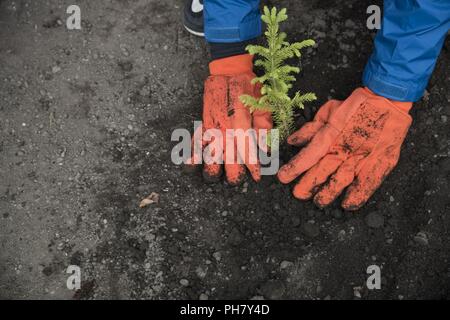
[{"x1": 240, "y1": 6, "x2": 317, "y2": 146}]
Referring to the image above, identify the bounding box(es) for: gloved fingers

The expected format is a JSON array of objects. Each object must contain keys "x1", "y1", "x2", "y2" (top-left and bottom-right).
[
  {"x1": 202, "y1": 163, "x2": 223, "y2": 183},
  {"x1": 189, "y1": 75, "x2": 227, "y2": 172},
  {"x1": 278, "y1": 125, "x2": 338, "y2": 184},
  {"x1": 233, "y1": 130, "x2": 261, "y2": 182},
  {"x1": 223, "y1": 135, "x2": 251, "y2": 185},
  {"x1": 191, "y1": 74, "x2": 230, "y2": 169},
  {"x1": 239, "y1": 134, "x2": 261, "y2": 182},
  {"x1": 245, "y1": 162, "x2": 261, "y2": 182},
  {"x1": 341, "y1": 157, "x2": 395, "y2": 211},
  {"x1": 202, "y1": 132, "x2": 224, "y2": 182},
  {"x1": 287, "y1": 121, "x2": 325, "y2": 147},
  {"x1": 292, "y1": 154, "x2": 343, "y2": 200},
  {"x1": 287, "y1": 100, "x2": 342, "y2": 147},
  {"x1": 312, "y1": 108, "x2": 391, "y2": 208},
  {"x1": 252, "y1": 81, "x2": 273, "y2": 153},
  {"x1": 313, "y1": 155, "x2": 363, "y2": 208},
  {"x1": 252, "y1": 110, "x2": 273, "y2": 153},
  {"x1": 184, "y1": 125, "x2": 207, "y2": 170},
  {"x1": 313, "y1": 99, "x2": 343, "y2": 122},
  {"x1": 225, "y1": 163, "x2": 246, "y2": 185},
  {"x1": 203, "y1": 75, "x2": 229, "y2": 128}
]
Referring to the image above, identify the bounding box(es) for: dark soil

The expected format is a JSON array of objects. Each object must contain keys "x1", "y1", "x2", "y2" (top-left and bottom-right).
[{"x1": 0, "y1": 0, "x2": 449, "y2": 299}]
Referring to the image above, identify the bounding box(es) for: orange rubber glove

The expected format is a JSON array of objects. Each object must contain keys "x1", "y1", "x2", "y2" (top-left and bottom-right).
[
  {"x1": 186, "y1": 54, "x2": 272, "y2": 185},
  {"x1": 278, "y1": 87, "x2": 412, "y2": 210}
]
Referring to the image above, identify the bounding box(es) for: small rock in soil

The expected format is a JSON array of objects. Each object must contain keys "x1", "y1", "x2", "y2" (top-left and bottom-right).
[
  {"x1": 196, "y1": 266, "x2": 207, "y2": 279},
  {"x1": 139, "y1": 192, "x2": 159, "y2": 208},
  {"x1": 260, "y1": 280, "x2": 285, "y2": 300},
  {"x1": 353, "y1": 286, "x2": 362, "y2": 298},
  {"x1": 301, "y1": 222, "x2": 320, "y2": 238},
  {"x1": 365, "y1": 212, "x2": 384, "y2": 228},
  {"x1": 280, "y1": 261, "x2": 294, "y2": 269},
  {"x1": 213, "y1": 251, "x2": 222, "y2": 262},
  {"x1": 179, "y1": 279, "x2": 189, "y2": 287},
  {"x1": 52, "y1": 65, "x2": 61, "y2": 73},
  {"x1": 199, "y1": 293, "x2": 209, "y2": 300},
  {"x1": 414, "y1": 232, "x2": 429, "y2": 246},
  {"x1": 338, "y1": 230, "x2": 346, "y2": 241}
]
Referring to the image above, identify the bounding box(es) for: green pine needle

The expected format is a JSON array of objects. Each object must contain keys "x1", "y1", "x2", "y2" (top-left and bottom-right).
[{"x1": 239, "y1": 6, "x2": 317, "y2": 143}]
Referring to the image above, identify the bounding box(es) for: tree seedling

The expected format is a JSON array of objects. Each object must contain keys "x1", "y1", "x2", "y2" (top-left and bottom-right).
[{"x1": 240, "y1": 6, "x2": 317, "y2": 146}]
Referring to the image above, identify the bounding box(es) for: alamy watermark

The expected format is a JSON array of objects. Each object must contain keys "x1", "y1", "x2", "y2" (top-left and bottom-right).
[
  {"x1": 366, "y1": 264, "x2": 381, "y2": 290},
  {"x1": 66, "y1": 265, "x2": 81, "y2": 290},
  {"x1": 66, "y1": 5, "x2": 81, "y2": 30},
  {"x1": 366, "y1": 5, "x2": 381, "y2": 30},
  {"x1": 171, "y1": 121, "x2": 280, "y2": 175}
]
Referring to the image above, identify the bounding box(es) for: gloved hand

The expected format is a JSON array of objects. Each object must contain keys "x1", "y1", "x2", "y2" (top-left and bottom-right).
[
  {"x1": 186, "y1": 54, "x2": 272, "y2": 185},
  {"x1": 278, "y1": 87, "x2": 412, "y2": 210}
]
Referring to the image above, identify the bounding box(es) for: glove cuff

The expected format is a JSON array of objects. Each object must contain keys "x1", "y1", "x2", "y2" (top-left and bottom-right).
[
  {"x1": 209, "y1": 54, "x2": 253, "y2": 76},
  {"x1": 363, "y1": 87, "x2": 412, "y2": 113}
]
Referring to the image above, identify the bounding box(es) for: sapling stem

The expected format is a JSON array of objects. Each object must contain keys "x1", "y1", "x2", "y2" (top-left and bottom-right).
[{"x1": 240, "y1": 6, "x2": 317, "y2": 146}]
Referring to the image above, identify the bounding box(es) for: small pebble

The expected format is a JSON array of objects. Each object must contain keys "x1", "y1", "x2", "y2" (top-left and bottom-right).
[
  {"x1": 196, "y1": 266, "x2": 207, "y2": 279},
  {"x1": 353, "y1": 287, "x2": 362, "y2": 298},
  {"x1": 213, "y1": 251, "x2": 222, "y2": 261},
  {"x1": 280, "y1": 261, "x2": 294, "y2": 269},
  {"x1": 413, "y1": 232, "x2": 429, "y2": 246},
  {"x1": 180, "y1": 279, "x2": 189, "y2": 287},
  {"x1": 338, "y1": 230, "x2": 346, "y2": 241}
]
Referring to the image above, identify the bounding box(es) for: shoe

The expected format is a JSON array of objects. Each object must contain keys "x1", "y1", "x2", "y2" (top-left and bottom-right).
[{"x1": 183, "y1": 0, "x2": 204, "y2": 37}]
